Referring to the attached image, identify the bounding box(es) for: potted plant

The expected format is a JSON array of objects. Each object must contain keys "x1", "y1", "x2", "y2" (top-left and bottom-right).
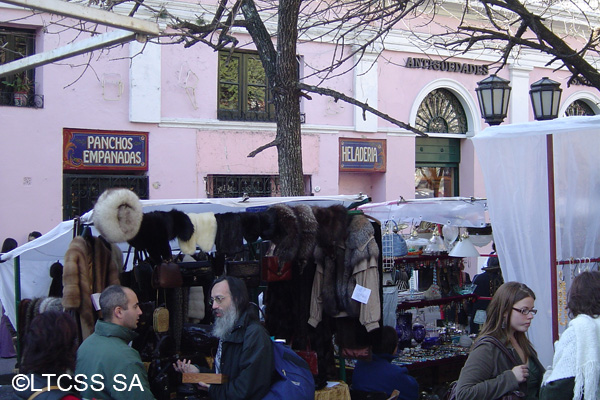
[{"x1": 2, "y1": 73, "x2": 33, "y2": 106}]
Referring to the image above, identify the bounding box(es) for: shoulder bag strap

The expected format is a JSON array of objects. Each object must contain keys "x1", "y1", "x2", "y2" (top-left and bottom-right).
[
  {"x1": 480, "y1": 335, "x2": 520, "y2": 365},
  {"x1": 27, "y1": 386, "x2": 61, "y2": 400}
]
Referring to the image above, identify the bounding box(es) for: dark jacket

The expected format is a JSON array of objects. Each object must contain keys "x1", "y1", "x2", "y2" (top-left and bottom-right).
[
  {"x1": 75, "y1": 320, "x2": 154, "y2": 400},
  {"x1": 456, "y1": 338, "x2": 544, "y2": 400},
  {"x1": 208, "y1": 307, "x2": 274, "y2": 400},
  {"x1": 539, "y1": 378, "x2": 576, "y2": 400},
  {"x1": 352, "y1": 353, "x2": 419, "y2": 400}
]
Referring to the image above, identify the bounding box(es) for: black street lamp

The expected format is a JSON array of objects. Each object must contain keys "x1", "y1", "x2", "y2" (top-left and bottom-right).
[
  {"x1": 529, "y1": 77, "x2": 562, "y2": 120},
  {"x1": 475, "y1": 74, "x2": 512, "y2": 126}
]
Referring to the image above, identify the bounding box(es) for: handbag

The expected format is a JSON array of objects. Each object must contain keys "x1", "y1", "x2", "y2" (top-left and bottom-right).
[
  {"x1": 226, "y1": 260, "x2": 261, "y2": 288},
  {"x1": 292, "y1": 341, "x2": 318, "y2": 375},
  {"x1": 153, "y1": 307, "x2": 170, "y2": 333},
  {"x1": 179, "y1": 260, "x2": 213, "y2": 287},
  {"x1": 261, "y1": 256, "x2": 292, "y2": 282},
  {"x1": 152, "y1": 261, "x2": 183, "y2": 289},
  {"x1": 382, "y1": 221, "x2": 408, "y2": 258},
  {"x1": 261, "y1": 242, "x2": 292, "y2": 282},
  {"x1": 340, "y1": 346, "x2": 372, "y2": 361}
]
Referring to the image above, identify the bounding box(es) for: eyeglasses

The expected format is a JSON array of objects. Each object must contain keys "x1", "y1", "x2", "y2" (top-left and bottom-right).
[
  {"x1": 209, "y1": 295, "x2": 228, "y2": 305},
  {"x1": 512, "y1": 307, "x2": 537, "y2": 315}
]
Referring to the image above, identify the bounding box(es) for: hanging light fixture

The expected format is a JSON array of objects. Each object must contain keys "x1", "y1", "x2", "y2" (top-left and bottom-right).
[
  {"x1": 449, "y1": 232, "x2": 480, "y2": 258},
  {"x1": 475, "y1": 74, "x2": 512, "y2": 126},
  {"x1": 529, "y1": 77, "x2": 562, "y2": 121},
  {"x1": 424, "y1": 228, "x2": 447, "y2": 255}
]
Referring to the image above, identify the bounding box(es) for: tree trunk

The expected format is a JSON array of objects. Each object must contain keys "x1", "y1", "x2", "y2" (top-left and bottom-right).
[{"x1": 275, "y1": 0, "x2": 304, "y2": 196}]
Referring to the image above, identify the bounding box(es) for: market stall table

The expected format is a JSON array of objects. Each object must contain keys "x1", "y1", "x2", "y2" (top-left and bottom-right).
[{"x1": 315, "y1": 381, "x2": 351, "y2": 400}]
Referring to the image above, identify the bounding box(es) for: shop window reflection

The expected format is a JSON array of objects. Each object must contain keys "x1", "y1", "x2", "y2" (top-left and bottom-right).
[{"x1": 415, "y1": 167, "x2": 456, "y2": 199}]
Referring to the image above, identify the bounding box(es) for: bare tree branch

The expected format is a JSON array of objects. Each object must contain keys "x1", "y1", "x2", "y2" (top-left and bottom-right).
[
  {"x1": 248, "y1": 139, "x2": 280, "y2": 157},
  {"x1": 298, "y1": 82, "x2": 427, "y2": 137}
]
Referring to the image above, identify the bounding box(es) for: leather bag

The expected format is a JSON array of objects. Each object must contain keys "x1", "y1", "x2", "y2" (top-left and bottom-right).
[
  {"x1": 179, "y1": 261, "x2": 213, "y2": 287},
  {"x1": 340, "y1": 346, "x2": 372, "y2": 361},
  {"x1": 294, "y1": 343, "x2": 318, "y2": 375},
  {"x1": 152, "y1": 261, "x2": 183, "y2": 289},
  {"x1": 226, "y1": 260, "x2": 261, "y2": 288},
  {"x1": 261, "y1": 256, "x2": 292, "y2": 282}
]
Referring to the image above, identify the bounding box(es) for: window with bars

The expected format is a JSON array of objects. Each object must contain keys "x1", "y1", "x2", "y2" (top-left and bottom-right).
[
  {"x1": 206, "y1": 175, "x2": 281, "y2": 198},
  {"x1": 63, "y1": 174, "x2": 149, "y2": 220},
  {"x1": 0, "y1": 27, "x2": 41, "y2": 108}
]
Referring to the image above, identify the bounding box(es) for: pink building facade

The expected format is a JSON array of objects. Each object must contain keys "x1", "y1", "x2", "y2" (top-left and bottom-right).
[{"x1": 1, "y1": 2, "x2": 599, "y2": 243}]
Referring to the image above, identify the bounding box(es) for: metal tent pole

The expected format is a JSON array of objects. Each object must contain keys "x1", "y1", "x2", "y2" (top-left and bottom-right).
[{"x1": 546, "y1": 134, "x2": 558, "y2": 343}]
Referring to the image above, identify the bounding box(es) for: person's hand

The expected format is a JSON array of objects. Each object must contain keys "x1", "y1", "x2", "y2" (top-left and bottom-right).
[
  {"x1": 197, "y1": 382, "x2": 210, "y2": 390},
  {"x1": 173, "y1": 359, "x2": 200, "y2": 373},
  {"x1": 512, "y1": 364, "x2": 529, "y2": 383}
]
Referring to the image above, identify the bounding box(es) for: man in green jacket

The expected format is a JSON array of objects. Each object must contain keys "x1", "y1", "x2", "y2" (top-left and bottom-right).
[{"x1": 75, "y1": 285, "x2": 155, "y2": 400}]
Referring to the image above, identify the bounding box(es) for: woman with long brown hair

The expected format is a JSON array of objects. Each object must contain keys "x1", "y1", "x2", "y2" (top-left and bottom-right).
[{"x1": 454, "y1": 281, "x2": 544, "y2": 400}]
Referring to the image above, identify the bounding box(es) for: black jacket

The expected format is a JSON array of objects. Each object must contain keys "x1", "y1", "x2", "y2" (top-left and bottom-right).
[{"x1": 208, "y1": 307, "x2": 274, "y2": 400}]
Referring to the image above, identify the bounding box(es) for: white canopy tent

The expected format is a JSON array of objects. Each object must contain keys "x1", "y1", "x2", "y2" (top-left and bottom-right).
[
  {"x1": 0, "y1": 194, "x2": 367, "y2": 330},
  {"x1": 471, "y1": 115, "x2": 600, "y2": 367},
  {"x1": 358, "y1": 197, "x2": 488, "y2": 228}
]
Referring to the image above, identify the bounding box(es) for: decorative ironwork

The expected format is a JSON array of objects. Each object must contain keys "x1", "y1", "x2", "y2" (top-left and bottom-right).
[
  {"x1": 0, "y1": 91, "x2": 43, "y2": 108},
  {"x1": 63, "y1": 174, "x2": 149, "y2": 220},
  {"x1": 207, "y1": 175, "x2": 280, "y2": 198},
  {"x1": 415, "y1": 89, "x2": 467, "y2": 133},
  {"x1": 565, "y1": 99, "x2": 595, "y2": 116}
]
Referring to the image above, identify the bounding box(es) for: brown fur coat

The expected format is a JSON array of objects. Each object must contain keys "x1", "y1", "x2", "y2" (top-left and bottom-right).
[{"x1": 62, "y1": 236, "x2": 122, "y2": 340}]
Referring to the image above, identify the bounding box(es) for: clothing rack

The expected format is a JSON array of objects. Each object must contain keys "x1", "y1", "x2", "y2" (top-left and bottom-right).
[{"x1": 556, "y1": 257, "x2": 600, "y2": 265}]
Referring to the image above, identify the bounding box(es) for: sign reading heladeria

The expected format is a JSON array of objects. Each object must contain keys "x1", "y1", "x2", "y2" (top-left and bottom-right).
[
  {"x1": 339, "y1": 138, "x2": 386, "y2": 172},
  {"x1": 63, "y1": 128, "x2": 148, "y2": 171}
]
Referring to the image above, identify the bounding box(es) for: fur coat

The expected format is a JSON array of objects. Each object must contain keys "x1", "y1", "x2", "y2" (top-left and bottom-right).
[
  {"x1": 62, "y1": 235, "x2": 122, "y2": 340},
  {"x1": 309, "y1": 212, "x2": 381, "y2": 332}
]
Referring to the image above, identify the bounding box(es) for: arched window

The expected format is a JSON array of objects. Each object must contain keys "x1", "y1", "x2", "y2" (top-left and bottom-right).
[
  {"x1": 415, "y1": 89, "x2": 467, "y2": 198},
  {"x1": 565, "y1": 99, "x2": 595, "y2": 116},
  {"x1": 415, "y1": 89, "x2": 468, "y2": 134}
]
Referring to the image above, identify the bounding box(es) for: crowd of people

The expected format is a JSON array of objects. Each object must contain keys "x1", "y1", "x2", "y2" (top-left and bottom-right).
[
  {"x1": 453, "y1": 271, "x2": 600, "y2": 400},
  {"x1": 5, "y1": 248, "x2": 600, "y2": 400}
]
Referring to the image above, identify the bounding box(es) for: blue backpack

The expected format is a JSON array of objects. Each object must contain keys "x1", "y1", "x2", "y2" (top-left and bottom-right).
[{"x1": 263, "y1": 341, "x2": 315, "y2": 400}]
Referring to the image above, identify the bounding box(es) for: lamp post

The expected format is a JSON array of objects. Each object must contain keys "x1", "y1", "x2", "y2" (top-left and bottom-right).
[
  {"x1": 529, "y1": 77, "x2": 563, "y2": 120},
  {"x1": 475, "y1": 74, "x2": 512, "y2": 126}
]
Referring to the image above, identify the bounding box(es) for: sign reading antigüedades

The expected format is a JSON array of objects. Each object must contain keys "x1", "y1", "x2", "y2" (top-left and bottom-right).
[
  {"x1": 63, "y1": 128, "x2": 148, "y2": 171},
  {"x1": 405, "y1": 57, "x2": 488, "y2": 75},
  {"x1": 339, "y1": 138, "x2": 386, "y2": 172}
]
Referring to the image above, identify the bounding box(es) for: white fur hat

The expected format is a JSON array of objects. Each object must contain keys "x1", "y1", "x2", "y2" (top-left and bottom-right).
[
  {"x1": 93, "y1": 188, "x2": 143, "y2": 243},
  {"x1": 178, "y1": 212, "x2": 217, "y2": 255}
]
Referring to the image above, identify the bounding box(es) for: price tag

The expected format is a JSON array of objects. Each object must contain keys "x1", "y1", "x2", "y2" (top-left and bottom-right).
[{"x1": 351, "y1": 284, "x2": 371, "y2": 304}]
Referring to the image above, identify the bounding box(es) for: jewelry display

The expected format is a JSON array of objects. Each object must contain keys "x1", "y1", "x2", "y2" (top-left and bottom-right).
[{"x1": 557, "y1": 267, "x2": 568, "y2": 326}]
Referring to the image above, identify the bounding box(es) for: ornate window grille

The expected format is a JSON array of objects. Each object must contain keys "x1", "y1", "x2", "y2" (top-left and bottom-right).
[
  {"x1": 63, "y1": 174, "x2": 149, "y2": 220},
  {"x1": 206, "y1": 175, "x2": 281, "y2": 198},
  {"x1": 565, "y1": 99, "x2": 595, "y2": 116}
]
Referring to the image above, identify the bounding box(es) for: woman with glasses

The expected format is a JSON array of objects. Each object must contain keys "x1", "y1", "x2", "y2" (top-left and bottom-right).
[
  {"x1": 540, "y1": 270, "x2": 600, "y2": 400},
  {"x1": 454, "y1": 282, "x2": 544, "y2": 400}
]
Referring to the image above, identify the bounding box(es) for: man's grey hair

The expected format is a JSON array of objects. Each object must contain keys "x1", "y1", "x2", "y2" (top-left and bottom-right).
[{"x1": 100, "y1": 285, "x2": 129, "y2": 322}]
